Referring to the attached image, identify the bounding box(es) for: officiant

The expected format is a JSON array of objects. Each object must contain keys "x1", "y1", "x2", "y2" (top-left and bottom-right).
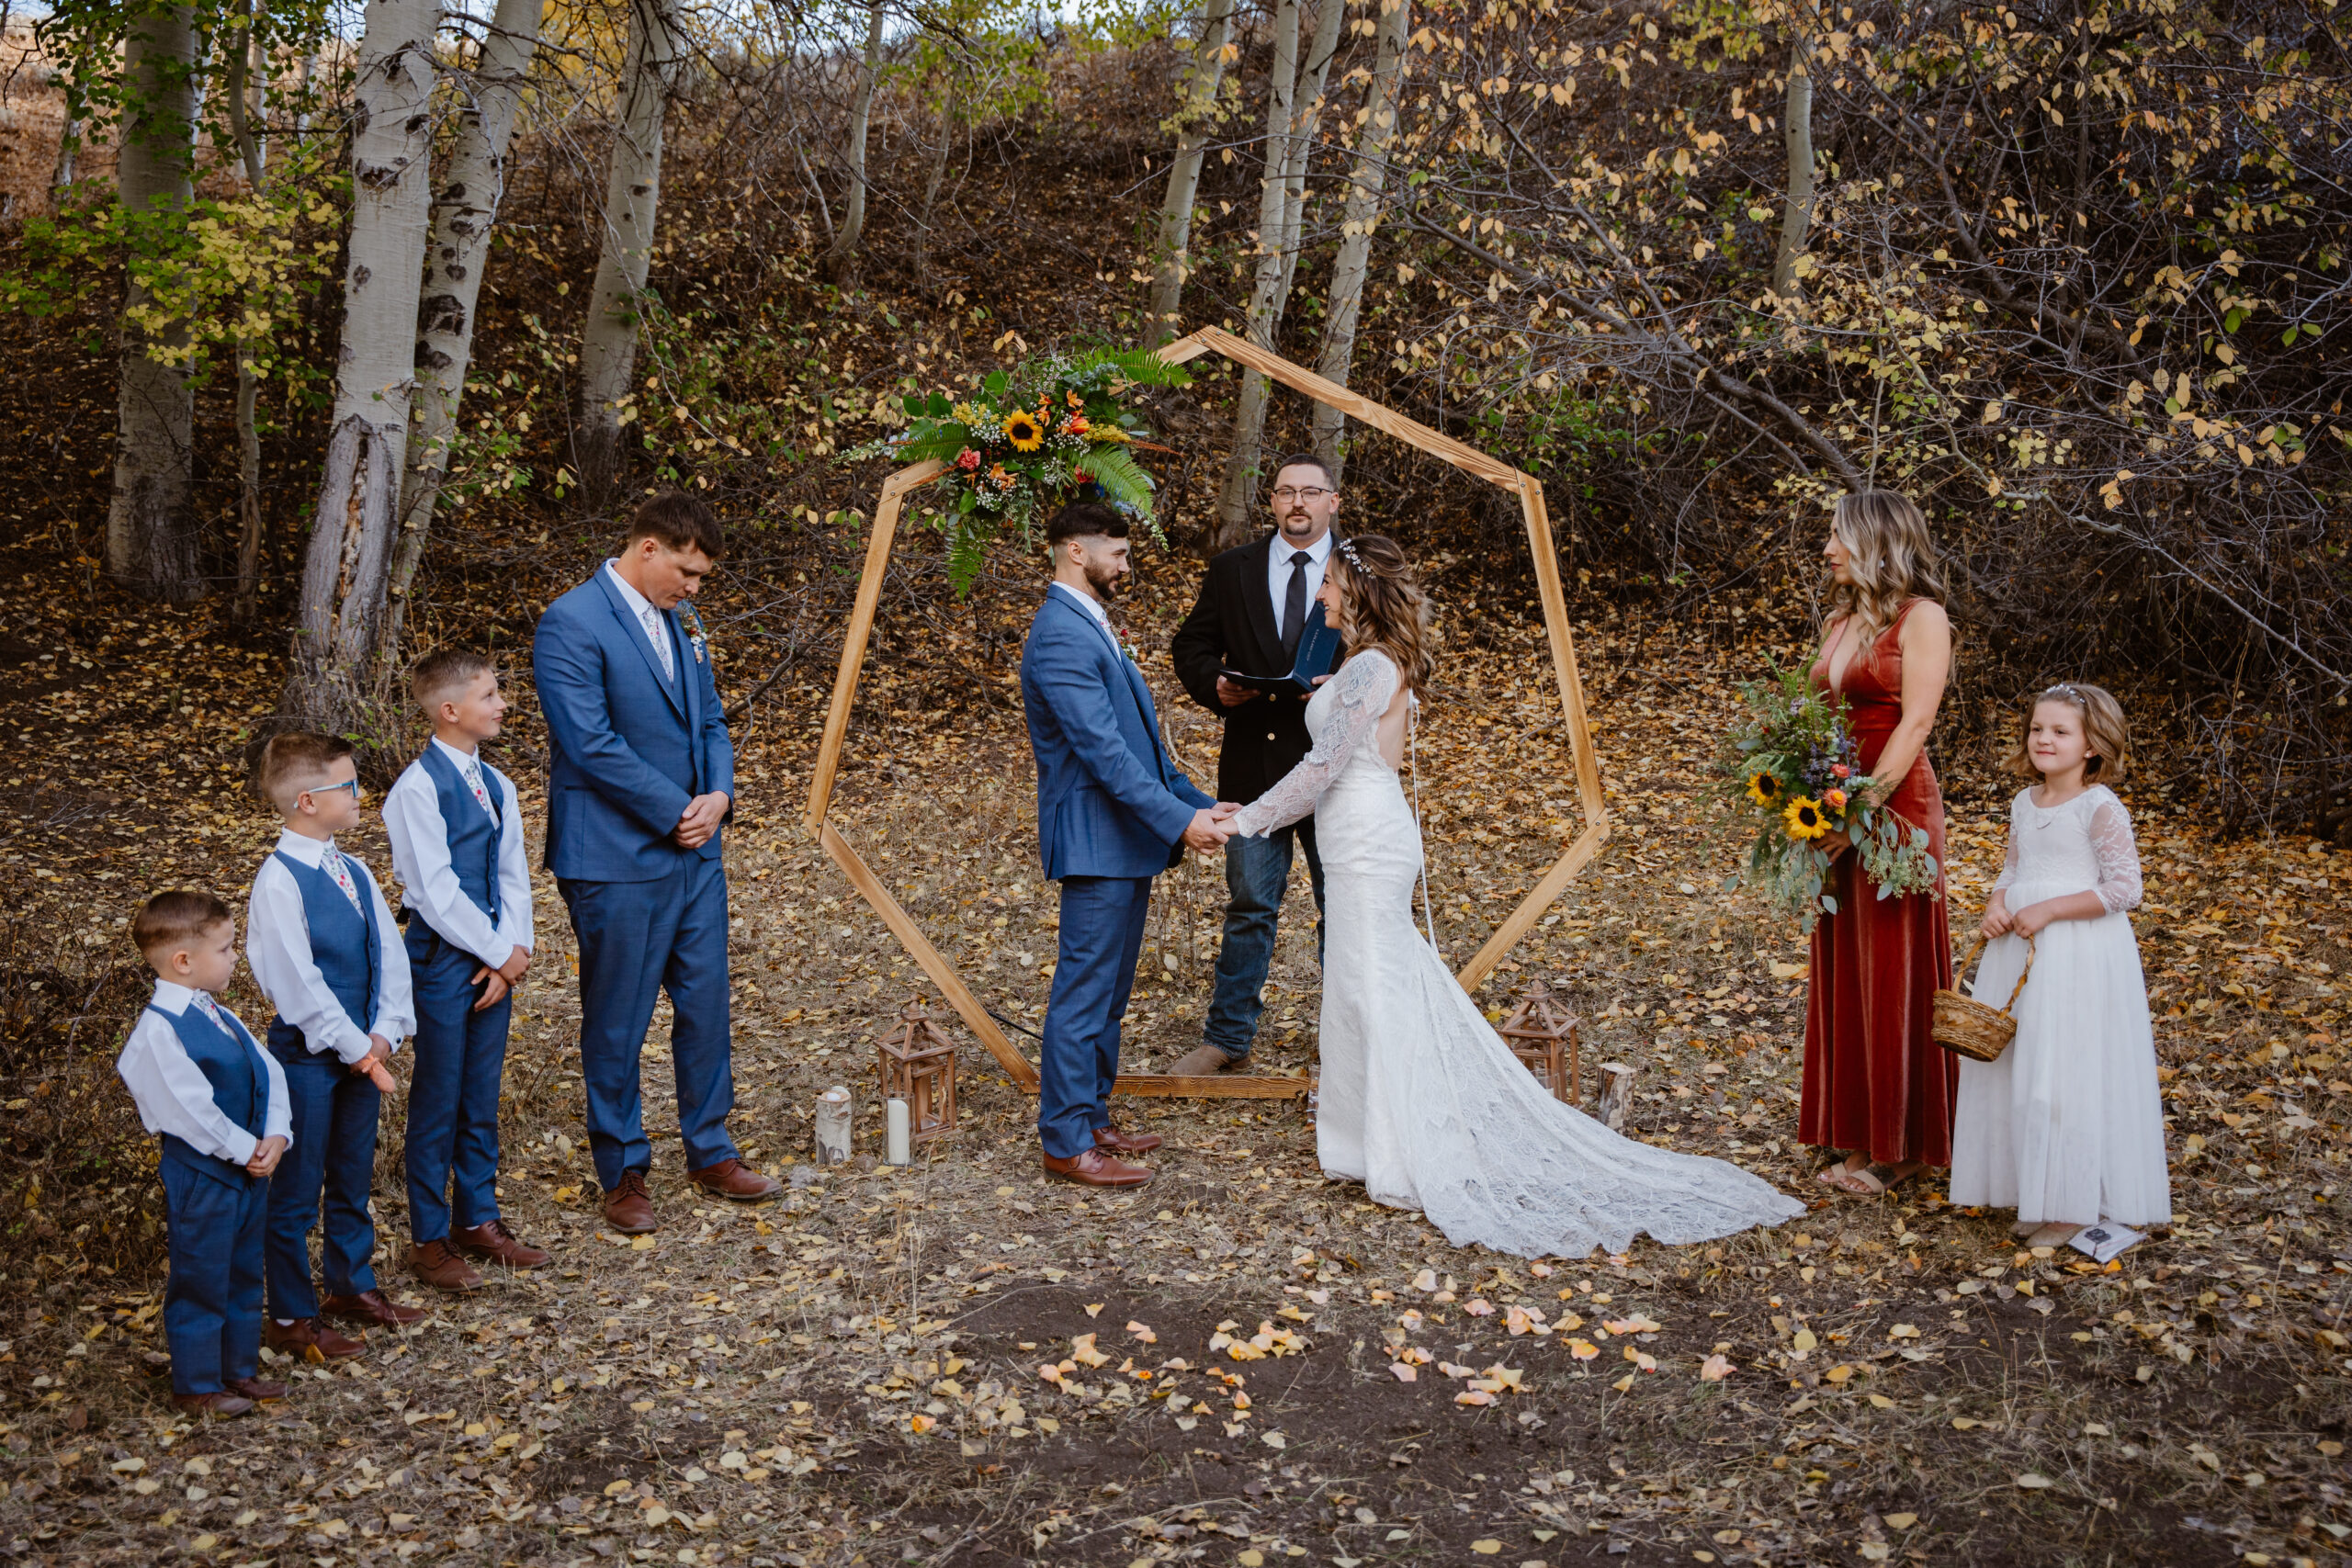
[{"x1": 1167, "y1": 456, "x2": 1343, "y2": 1076}]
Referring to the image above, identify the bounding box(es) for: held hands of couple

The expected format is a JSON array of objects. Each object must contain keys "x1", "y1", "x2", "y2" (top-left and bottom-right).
[
  {"x1": 1182, "y1": 802, "x2": 1244, "y2": 853},
  {"x1": 245, "y1": 1134, "x2": 288, "y2": 1179},
  {"x1": 470, "y1": 945, "x2": 533, "y2": 1011},
  {"x1": 674, "y1": 791, "x2": 731, "y2": 849}
]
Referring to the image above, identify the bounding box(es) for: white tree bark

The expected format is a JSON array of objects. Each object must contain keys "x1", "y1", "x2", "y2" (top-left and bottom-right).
[
  {"x1": 106, "y1": 4, "x2": 203, "y2": 604},
  {"x1": 1270, "y1": 0, "x2": 1347, "y2": 318},
  {"x1": 1772, "y1": 36, "x2": 1815, "y2": 300},
  {"x1": 382, "y1": 0, "x2": 545, "y2": 656},
  {"x1": 1211, "y1": 0, "x2": 1302, "y2": 548},
  {"x1": 287, "y1": 0, "x2": 437, "y2": 722},
  {"x1": 825, "y1": 0, "x2": 888, "y2": 283},
  {"x1": 1309, "y1": 0, "x2": 1410, "y2": 481},
  {"x1": 576, "y1": 0, "x2": 686, "y2": 505},
  {"x1": 1144, "y1": 0, "x2": 1236, "y2": 345}
]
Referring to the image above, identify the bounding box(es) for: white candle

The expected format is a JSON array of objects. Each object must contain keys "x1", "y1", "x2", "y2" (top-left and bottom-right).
[
  {"x1": 815, "y1": 1086, "x2": 853, "y2": 1164},
  {"x1": 885, "y1": 1098, "x2": 911, "y2": 1167}
]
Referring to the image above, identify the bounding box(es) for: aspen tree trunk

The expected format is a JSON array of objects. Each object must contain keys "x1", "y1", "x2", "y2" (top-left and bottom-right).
[
  {"x1": 911, "y1": 96, "x2": 954, "y2": 292},
  {"x1": 107, "y1": 5, "x2": 204, "y2": 604},
  {"x1": 1210, "y1": 0, "x2": 1302, "y2": 549},
  {"x1": 1771, "y1": 36, "x2": 1815, "y2": 300},
  {"x1": 286, "y1": 0, "x2": 437, "y2": 724},
  {"x1": 225, "y1": 0, "x2": 268, "y2": 621},
  {"x1": 381, "y1": 0, "x2": 545, "y2": 659},
  {"x1": 50, "y1": 69, "x2": 84, "y2": 199},
  {"x1": 1144, "y1": 0, "x2": 1236, "y2": 345},
  {"x1": 575, "y1": 0, "x2": 686, "y2": 508},
  {"x1": 1309, "y1": 0, "x2": 1410, "y2": 482},
  {"x1": 1270, "y1": 0, "x2": 1346, "y2": 318},
  {"x1": 824, "y1": 0, "x2": 888, "y2": 284}
]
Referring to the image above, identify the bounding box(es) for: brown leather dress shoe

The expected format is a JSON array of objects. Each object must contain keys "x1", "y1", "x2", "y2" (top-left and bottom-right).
[
  {"x1": 688, "y1": 1157, "x2": 782, "y2": 1202},
  {"x1": 320, "y1": 1289, "x2": 427, "y2": 1327},
  {"x1": 455, "y1": 1218, "x2": 550, "y2": 1269},
  {"x1": 172, "y1": 1392, "x2": 255, "y2": 1418},
  {"x1": 604, "y1": 1168, "x2": 656, "y2": 1235},
  {"x1": 1094, "y1": 1123, "x2": 1164, "y2": 1154},
  {"x1": 1166, "y1": 1043, "x2": 1247, "y2": 1077},
  {"x1": 224, "y1": 1376, "x2": 288, "y2": 1403},
  {"x1": 264, "y1": 1316, "x2": 367, "y2": 1361},
  {"x1": 410, "y1": 1238, "x2": 486, "y2": 1292},
  {"x1": 1042, "y1": 1146, "x2": 1154, "y2": 1188}
]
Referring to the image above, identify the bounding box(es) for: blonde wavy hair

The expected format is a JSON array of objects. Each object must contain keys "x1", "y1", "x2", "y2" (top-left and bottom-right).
[
  {"x1": 1326, "y1": 534, "x2": 1436, "y2": 694},
  {"x1": 2005, "y1": 682, "x2": 2130, "y2": 783},
  {"x1": 1826, "y1": 491, "x2": 1948, "y2": 639}
]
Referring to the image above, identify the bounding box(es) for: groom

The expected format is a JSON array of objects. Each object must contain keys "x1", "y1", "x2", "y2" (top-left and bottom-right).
[{"x1": 1020, "y1": 502, "x2": 1235, "y2": 1188}]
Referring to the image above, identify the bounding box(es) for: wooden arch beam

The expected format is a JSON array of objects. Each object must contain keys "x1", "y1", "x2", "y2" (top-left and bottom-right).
[{"x1": 804, "y1": 323, "x2": 1611, "y2": 1100}]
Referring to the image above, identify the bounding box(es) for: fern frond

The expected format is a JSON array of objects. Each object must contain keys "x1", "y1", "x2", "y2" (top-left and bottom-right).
[{"x1": 1082, "y1": 442, "x2": 1159, "y2": 512}]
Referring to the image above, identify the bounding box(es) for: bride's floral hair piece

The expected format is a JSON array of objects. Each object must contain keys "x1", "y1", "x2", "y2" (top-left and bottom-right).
[
  {"x1": 1826, "y1": 490, "x2": 1947, "y2": 639},
  {"x1": 1326, "y1": 534, "x2": 1435, "y2": 693},
  {"x1": 2005, "y1": 681, "x2": 2129, "y2": 782}
]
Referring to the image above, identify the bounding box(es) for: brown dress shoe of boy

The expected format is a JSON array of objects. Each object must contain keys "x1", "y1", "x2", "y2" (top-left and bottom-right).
[
  {"x1": 320, "y1": 1289, "x2": 427, "y2": 1327},
  {"x1": 688, "y1": 1157, "x2": 782, "y2": 1203},
  {"x1": 1093, "y1": 1123, "x2": 1163, "y2": 1155},
  {"x1": 224, "y1": 1376, "x2": 288, "y2": 1403},
  {"x1": 172, "y1": 1392, "x2": 256, "y2": 1419},
  {"x1": 1041, "y1": 1147, "x2": 1154, "y2": 1188},
  {"x1": 454, "y1": 1218, "x2": 550, "y2": 1269},
  {"x1": 264, "y1": 1317, "x2": 366, "y2": 1361},
  {"x1": 604, "y1": 1169, "x2": 657, "y2": 1235},
  {"x1": 410, "y1": 1239, "x2": 486, "y2": 1292}
]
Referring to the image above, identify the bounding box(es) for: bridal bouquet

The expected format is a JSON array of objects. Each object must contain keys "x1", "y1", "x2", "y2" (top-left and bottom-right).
[
  {"x1": 845, "y1": 346, "x2": 1189, "y2": 592},
  {"x1": 1713, "y1": 665, "x2": 1940, "y2": 932}
]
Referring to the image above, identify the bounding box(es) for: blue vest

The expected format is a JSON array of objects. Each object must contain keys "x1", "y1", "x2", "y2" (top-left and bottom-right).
[
  {"x1": 266, "y1": 849, "x2": 383, "y2": 1056},
  {"x1": 150, "y1": 1000, "x2": 270, "y2": 1185},
  {"x1": 416, "y1": 745, "x2": 507, "y2": 927}
]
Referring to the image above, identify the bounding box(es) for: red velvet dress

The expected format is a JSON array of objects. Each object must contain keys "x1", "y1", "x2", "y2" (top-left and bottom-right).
[{"x1": 1800, "y1": 600, "x2": 1958, "y2": 1168}]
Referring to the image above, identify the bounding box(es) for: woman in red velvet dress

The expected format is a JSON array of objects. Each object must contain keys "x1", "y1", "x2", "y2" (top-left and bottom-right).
[{"x1": 1803, "y1": 492, "x2": 1956, "y2": 1196}]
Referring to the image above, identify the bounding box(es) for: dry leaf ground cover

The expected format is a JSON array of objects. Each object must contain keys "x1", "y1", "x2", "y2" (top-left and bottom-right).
[{"x1": 0, "y1": 547, "x2": 2346, "y2": 1568}]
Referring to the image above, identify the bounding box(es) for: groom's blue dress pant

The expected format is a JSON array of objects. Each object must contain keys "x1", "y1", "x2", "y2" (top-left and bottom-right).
[{"x1": 1039, "y1": 875, "x2": 1153, "y2": 1158}]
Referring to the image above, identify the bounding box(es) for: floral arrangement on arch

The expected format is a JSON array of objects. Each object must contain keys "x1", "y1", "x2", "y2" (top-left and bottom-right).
[{"x1": 847, "y1": 347, "x2": 1190, "y2": 592}]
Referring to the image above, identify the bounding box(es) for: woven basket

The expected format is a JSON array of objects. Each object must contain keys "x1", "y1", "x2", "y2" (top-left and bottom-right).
[{"x1": 1932, "y1": 935, "x2": 2035, "y2": 1063}]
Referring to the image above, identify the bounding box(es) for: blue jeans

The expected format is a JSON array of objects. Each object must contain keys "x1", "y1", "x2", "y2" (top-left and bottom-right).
[
  {"x1": 1203, "y1": 819, "x2": 1326, "y2": 1063},
  {"x1": 1038, "y1": 875, "x2": 1153, "y2": 1158}
]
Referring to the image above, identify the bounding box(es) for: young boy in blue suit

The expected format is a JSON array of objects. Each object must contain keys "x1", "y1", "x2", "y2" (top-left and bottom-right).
[
  {"x1": 382, "y1": 649, "x2": 546, "y2": 1292},
  {"x1": 119, "y1": 890, "x2": 292, "y2": 1418},
  {"x1": 247, "y1": 732, "x2": 421, "y2": 1359}
]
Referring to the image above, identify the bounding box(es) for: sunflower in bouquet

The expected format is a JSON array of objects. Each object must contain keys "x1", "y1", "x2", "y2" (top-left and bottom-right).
[
  {"x1": 1713, "y1": 664, "x2": 1940, "y2": 933},
  {"x1": 845, "y1": 346, "x2": 1191, "y2": 593}
]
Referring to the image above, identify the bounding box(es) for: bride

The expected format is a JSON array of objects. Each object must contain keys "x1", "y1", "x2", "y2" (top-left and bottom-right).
[{"x1": 1228, "y1": 536, "x2": 1804, "y2": 1258}]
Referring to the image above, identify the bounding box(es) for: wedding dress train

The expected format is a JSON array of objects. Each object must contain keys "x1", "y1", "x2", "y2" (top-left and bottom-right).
[{"x1": 1231, "y1": 649, "x2": 1805, "y2": 1258}]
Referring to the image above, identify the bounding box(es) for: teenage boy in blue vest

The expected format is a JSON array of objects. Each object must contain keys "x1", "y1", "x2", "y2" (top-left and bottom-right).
[
  {"x1": 119, "y1": 889, "x2": 292, "y2": 1418},
  {"x1": 247, "y1": 732, "x2": 421, "y2": 1359},
  {"x1": 382, "y1": 649, "x2": 547, "y2": 1292}
]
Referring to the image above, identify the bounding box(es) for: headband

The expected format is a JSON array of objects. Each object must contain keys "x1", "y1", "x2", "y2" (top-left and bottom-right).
[{"x1": 2042, "y1": 682, "x2": 2086, "y2": 702}]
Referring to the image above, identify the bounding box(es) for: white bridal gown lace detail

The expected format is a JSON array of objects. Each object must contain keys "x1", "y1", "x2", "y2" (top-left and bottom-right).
[{"x1": 1232, "y1": 650, "x2": 1804, "y2": 1258}]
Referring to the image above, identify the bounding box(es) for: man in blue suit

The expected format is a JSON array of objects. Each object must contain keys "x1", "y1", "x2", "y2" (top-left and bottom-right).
[
  {"x1": 533, "y1": 493, "x2": 778, "y2": 1234},
  {"x1": 1020, "y1": 502, "x2": 1235, "y2": 1188}
]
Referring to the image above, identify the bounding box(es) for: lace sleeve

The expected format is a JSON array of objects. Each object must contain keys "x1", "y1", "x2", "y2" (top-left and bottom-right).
[
  {"x1": 1990, "y1": 800, "x2": 2021, "y2": 895},
  {"x1": 2086, "y1": 791, "x2": 2144, "y2": 914},
  {"x1": 1231, "y1": 651, "x2": 1399, "y2": 838}
]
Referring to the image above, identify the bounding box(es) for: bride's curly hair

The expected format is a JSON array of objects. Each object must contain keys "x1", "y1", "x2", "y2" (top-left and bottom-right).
[
  {"x1": 1328, "y1": 534, "x2": 1435, "y2": 693},
  {"x1": 1826, "y1": 491, "x2": 1948, "y2": 639}
]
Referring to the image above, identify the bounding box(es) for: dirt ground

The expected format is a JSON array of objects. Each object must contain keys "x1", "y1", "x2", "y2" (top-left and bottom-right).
[{"x1": 0, "y1": 554, "x2": 2347, "y2": 1568}]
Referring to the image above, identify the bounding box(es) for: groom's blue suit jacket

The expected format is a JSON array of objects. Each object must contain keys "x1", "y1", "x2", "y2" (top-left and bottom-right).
[
  {"x1": 1020, "y1": 587, "x2": 1213, "y2": 881},
  {"x1": 533, "y1": 567, "x2": 735, "y2": 883}
]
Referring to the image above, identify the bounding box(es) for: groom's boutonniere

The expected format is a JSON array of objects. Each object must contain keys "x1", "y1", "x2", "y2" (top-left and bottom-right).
[
  {"x1": 1119, "y1": 636, "x2": 1143, "y2": 667},
  {"x1": 679, "y1": 601, "x2": 710, "y2": 666}
]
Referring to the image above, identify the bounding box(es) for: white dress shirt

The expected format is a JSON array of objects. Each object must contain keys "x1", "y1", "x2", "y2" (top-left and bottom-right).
[
  {"x1": 1051, "y1": 580, "x2": 1114, "y2": 639},
  {"x1": 117, "y1": 981, "x2": 292, "y2": 1167},
  {"x1": 381, "y1": 738, "x2": 535, "y2": 969},
  {"x1": 1265, "y1": 529, "x2": 1333, "y2": 638},
  {"x1": 605, "y1": 558, "x2": 675, "y2": 680},
  {"x1": 247, "y1": 829, "x2": 415, "y2": 1063}
]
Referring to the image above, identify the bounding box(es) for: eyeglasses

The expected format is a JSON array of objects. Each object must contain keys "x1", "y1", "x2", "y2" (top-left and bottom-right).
[
  {"x1": 1271, "y1": 487, "x2": 1332, "y2": 503},
  {"x1": 305, "y1": 778, "x2": 363, "y2": 803}
]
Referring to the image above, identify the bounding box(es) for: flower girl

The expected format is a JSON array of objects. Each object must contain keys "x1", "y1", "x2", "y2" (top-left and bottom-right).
[{"x1": 1950, "y1": 682, "x2": 2171, "y2": 1247}]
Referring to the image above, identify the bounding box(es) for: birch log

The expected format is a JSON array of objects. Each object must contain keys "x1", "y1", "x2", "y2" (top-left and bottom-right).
[
  {"x1": 1144, "y1": 0, "x2": 1235, "y2": 345},
  {"x1": 576, "y1": 0, "x2": 687, "y2": 507},
  {"x1": 106, "y1": 4, "x2": 203, "y2": 604},
  {"x1": 286, "y1": 0, "x2": 437, "y2": 722},
  {"x1": 824, "y1": 0, "x2": 888, "y2": 284},
  {"x1": 1771, "y1": 36, "x2": 1815, "y2": 300},
  {"x1": 382, "y1": 0, "x2": 545, "y2": 657},
  {"x1": 1309, "y1": 0, "x2": 1410, "y2": 481},
  {"x1": 1209, "y1": 0, "x2": 1302, "y2": 549}
]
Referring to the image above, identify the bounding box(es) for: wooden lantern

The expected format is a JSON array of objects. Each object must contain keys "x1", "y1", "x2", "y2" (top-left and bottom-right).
[
  {"x1": 1498, "y1": 979, "x2": 1580, "y2": 1104},
  {"x1": 876, "y1": 999, "x2": 959, "y2": 1143}
]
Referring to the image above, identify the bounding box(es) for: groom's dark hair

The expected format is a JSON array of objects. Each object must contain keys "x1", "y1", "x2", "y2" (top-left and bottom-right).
[
  {"x1": 1046, "y1": 501, "x2": 1129, "y2": 545},
  {"x1": 626, "y1": 491, "x2": 724, "y2": 558}
]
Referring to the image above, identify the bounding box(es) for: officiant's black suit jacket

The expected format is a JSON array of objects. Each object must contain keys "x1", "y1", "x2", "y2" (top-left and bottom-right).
[{"x1": 1171, "y1": 534, "x2": 1339, "y2": 806}]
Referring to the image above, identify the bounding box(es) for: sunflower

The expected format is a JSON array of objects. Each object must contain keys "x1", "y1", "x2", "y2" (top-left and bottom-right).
[
  {"x1": 1001, "y1": 410, "x2": 1046, "y2": 451},
  {"x1": 1782, "y1": 795, "x2": 1830, "y2": 840},
  {"x1": 1745, "y1": 770, "x2": 1783, "y2": 807}
]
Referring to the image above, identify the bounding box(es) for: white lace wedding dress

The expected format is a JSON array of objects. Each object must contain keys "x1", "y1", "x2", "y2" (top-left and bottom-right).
[
  {"x1": 1231, "y1": 650, "x2": 1805, "y2": 1258},
  {"x1": 1948, "y1": 785, "x2": 2171, "y2": 1225}
]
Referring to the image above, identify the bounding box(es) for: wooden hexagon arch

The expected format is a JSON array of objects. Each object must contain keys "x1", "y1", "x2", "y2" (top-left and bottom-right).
[{"x1": 802, "y1": 324, "x2": 1612, "y2": 1100}]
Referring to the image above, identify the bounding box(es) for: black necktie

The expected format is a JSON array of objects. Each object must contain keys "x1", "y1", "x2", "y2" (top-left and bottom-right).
[{"x1": 1280, "y1": 550, "x2": 1312, "y2": 659}]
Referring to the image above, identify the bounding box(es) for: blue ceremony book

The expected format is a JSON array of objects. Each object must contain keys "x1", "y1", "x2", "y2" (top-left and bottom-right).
[{"x1": 1220, "y1": 604, "x2": 1344, "y2": 698}]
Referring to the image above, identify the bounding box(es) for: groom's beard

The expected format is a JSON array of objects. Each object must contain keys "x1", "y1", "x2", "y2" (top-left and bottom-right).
[{"x1": 1084, "y1": 563, "x2": 1126, "y2": 601}]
